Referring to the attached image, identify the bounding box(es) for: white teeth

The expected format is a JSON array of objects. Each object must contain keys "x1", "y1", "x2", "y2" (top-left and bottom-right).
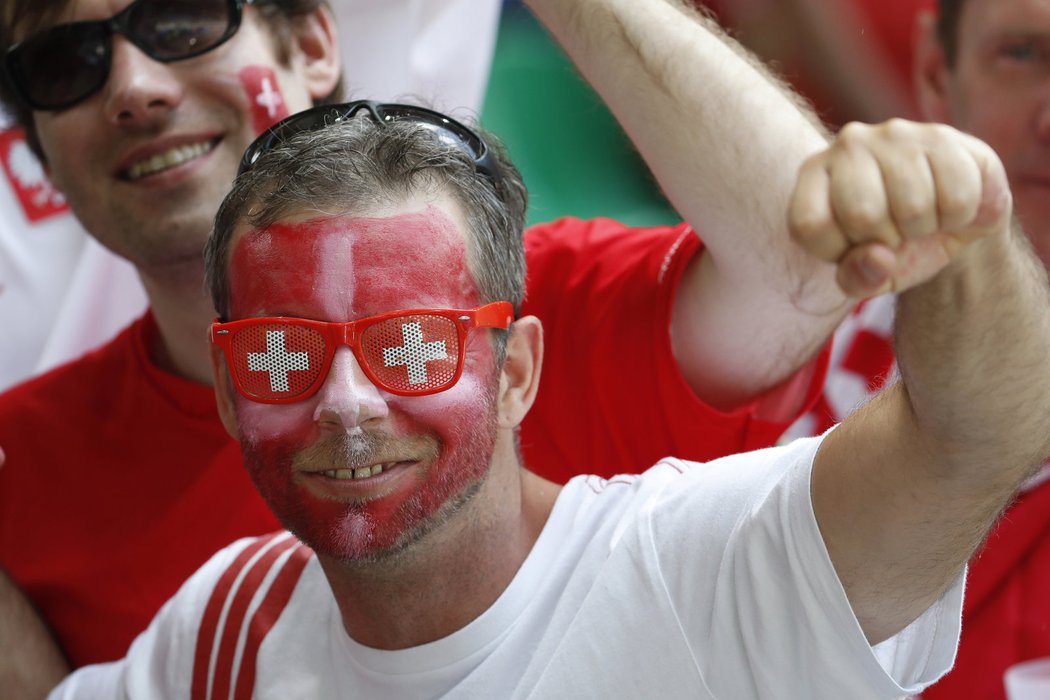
[
  {"x1": 126, "y1": 141, "x2": 214, "y2": 180},
  {"x1": 322, "y1": 463, "x2": 389, "y2": 480}
]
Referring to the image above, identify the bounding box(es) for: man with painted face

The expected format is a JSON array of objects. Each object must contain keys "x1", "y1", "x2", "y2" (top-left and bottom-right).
[
  {"x1": 783, "y1": 1, "x2": 1050, "y2": 695},
  {"x1": 0, "y1": 0, "x2": 843, "y2": 692},
  {"x1": 50, "y1": 86, "x2": 1050, "y2": 696}
]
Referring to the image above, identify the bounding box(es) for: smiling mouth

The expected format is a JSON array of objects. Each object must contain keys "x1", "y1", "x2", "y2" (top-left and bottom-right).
[
  {"x1": 321, "y1": 462, "x2": 401, "y2": 481},
  {"x1": 125, "y1": 139, "x2": 218, "y2": 180}
]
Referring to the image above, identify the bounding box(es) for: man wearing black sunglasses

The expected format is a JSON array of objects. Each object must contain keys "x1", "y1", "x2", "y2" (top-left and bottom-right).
[{"x1": 0, "y1": 0, "x2": 858, "y2": 694}]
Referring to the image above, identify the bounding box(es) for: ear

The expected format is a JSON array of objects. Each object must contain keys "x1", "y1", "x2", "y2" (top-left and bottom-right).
[
  {"x1": 289, "y1": 6, "x2": 342, "y2": 102},
  {"x1": 913, "y1": 10, "x2": 954, "y2": 123},
  {"x1": 209, "y1": 342, "x2": 242, "y2": 440},
  {"x1": 497, "y1": 315, "x2": 543, "y2": 430}
]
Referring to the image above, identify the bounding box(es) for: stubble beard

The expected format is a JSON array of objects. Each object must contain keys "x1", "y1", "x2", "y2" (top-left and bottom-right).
[{"x1": 242, "y1": 391, "x2": 502, "y2": 565}]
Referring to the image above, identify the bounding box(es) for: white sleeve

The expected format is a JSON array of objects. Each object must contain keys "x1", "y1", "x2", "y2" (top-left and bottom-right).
[{"x1": 648, "y1": 436, "x2": 963, "y2": 699}]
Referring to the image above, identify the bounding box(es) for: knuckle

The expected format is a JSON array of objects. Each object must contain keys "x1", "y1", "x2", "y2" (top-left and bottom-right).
[
  {"x1": 834, "y1": 121, "x2": 872, "y2": 150},
  {"x1": 838, "y1": 202, "x2": 885, "y2": 233},
  {"x1": 938, "y1": 191, "x2": 977, "y2": 222},
  {"x1": 789, "y1": 211, "x2": 833, "y2": 243},
  {"x1": 892, "y1": 195, "x2": 933, "y2": 228}
]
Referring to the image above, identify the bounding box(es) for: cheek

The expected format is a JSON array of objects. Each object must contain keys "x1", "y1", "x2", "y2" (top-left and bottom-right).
[
  {"x1": 235, "y1": 398, "x2": 317, "y2": 454},
  {"x1": 238, "y1": 66, "x2": 291, "y2": 136},
  {"x1": 393, "y1": 338, "x2": 500, "y2": 440}
]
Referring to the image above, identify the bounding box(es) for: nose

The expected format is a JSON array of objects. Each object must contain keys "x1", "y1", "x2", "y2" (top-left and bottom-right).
[
  {"x1": 102, "y1": 35, "x2": 183, "y2": 127},
  {"x1": 313, "y1": 348, "x2": 390, "y2": 432}
]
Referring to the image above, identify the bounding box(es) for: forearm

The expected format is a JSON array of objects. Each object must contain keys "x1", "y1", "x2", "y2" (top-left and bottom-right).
[
  {"x1": 817, "y1": 225, "x2": 1050, "y2": 643},
  {"x1": 0, "y1": 567, "x2": 70, "y2": 699},
  {"x1": 525, "y1": 0, "x2": 849, "y2": 405},
  {"x1": 897, "y1": 221, "x2": 1050, "y2": 486}
]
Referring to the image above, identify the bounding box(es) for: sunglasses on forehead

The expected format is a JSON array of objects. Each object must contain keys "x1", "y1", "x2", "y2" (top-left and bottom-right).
[
  {"x1": 211, "y1": 303, "x2": 515, "y2": 403},
  {"x1": 238, "y1": 100, "x2": 502, "y2": 185},
  {"x1": 4, "y1": 0, "x2": 254, "y2": 111}
]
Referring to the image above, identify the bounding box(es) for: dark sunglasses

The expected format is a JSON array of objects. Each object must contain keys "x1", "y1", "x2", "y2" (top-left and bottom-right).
[
  {"x1": 4, "y1": 0, "x2": 254, "y2": 111},
  {"x1": 239, "y1": 100, "x2": 502, "y2": 186}
]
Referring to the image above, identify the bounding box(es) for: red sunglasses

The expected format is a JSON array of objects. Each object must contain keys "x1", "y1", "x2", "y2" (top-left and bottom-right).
[{"x1": 211, "y1": 302, "x2": 513, "y2": 404}]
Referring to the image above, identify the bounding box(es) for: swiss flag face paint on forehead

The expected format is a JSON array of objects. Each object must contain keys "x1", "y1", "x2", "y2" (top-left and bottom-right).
[
  {"x1": 239, "y1": 66, "x2": 290, "y2": 136},
  {"x1": 229, "y1": 206, "x2": 482, "y2": 322}
]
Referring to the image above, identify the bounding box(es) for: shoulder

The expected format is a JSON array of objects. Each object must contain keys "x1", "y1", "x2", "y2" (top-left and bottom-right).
[
  {"x1": 524, "y1": 217, "x2": 698, "y2": 263},
  {"x1": 521, "y1": 218, "x2": 700, "y2": 312},
  {"x1": 53, "y1": 532, "x2": 316, "y2": 699},
  {"x1": 144, "y1": 532, "x2": 314, "y2": 695}
]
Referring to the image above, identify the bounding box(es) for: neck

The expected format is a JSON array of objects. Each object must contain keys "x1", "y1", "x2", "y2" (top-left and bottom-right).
[
  {"x1": 319, "y1": 439, "x2": 560, "y2": 650},
  {"x1": 139, "y1": 262, "x2": 217, "y2": 385}
]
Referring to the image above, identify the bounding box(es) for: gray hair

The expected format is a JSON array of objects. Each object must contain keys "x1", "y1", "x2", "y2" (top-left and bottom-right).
[{"x1": 205, "y1": 113, "x2": 528, "y2": 323}]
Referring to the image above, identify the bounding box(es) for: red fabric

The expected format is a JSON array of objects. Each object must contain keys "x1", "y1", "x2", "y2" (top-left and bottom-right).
[
  {"x1": 922, "y1": 483, "x2": 1050, "y2": 700},
  {"x1": 0, "y1": 217, "x2": 828, "y2": 666},
  {"x1": 701, "y1": 0, "x2": 930, "y2": 126},
  {"x1": 0, "y1": 314, "x2": 279, "y2": 667},
  {"x1": 520, "y1": 218, "x2": 829, "y2": 483}
]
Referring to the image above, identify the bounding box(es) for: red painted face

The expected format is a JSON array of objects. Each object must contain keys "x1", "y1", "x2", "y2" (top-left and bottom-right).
[{"x1": 226, "y1": 201, "x2": 502, "y2": 561}]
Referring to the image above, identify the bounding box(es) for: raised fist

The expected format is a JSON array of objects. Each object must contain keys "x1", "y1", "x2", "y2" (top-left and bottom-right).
[{"x1": 789, "y1": 119, "x2": 1012, "y2": 298}]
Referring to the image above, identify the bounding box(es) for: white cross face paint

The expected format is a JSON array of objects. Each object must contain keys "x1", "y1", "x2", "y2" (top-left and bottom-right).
[{"x1": 224, "y1": 200, "x2": 502, "y2": 562}]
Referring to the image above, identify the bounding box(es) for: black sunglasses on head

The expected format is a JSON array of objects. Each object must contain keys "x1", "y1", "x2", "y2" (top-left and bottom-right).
[
  {"x1": 5, "y1": 0, "x2": 254, "y2": 111},
  {"x1": 239, "y1": 100, "x2": 503, "y2": 186}
]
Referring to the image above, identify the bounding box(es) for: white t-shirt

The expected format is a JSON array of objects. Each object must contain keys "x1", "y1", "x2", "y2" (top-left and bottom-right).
[
  {"x1": 2, "y1": 0, "x2": 500, "y2": 392},
  {"x1": 50, "y1": 436, "x2": 963, "y2": 699}
]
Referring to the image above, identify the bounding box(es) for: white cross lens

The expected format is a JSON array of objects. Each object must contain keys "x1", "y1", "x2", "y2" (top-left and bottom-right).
[
  {"x1": 248, "y1": 330, "x2": 310, "y2": 392},
  {"x1": 383, "y1": 322, "x2": 449, "y2": 385}
]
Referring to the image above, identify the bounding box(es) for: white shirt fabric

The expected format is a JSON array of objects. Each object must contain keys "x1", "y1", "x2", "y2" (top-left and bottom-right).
[
  {"x1": 50, "y1": 436, "x2": 963, "y2": 700},
  {"x1": 1, "y1": 0, "x2": 500, "y2": 391}
]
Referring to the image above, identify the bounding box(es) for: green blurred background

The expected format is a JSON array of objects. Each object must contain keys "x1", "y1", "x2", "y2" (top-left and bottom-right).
[{"x1": 480, "y1": 1, "x2": 679, "y2": 228}]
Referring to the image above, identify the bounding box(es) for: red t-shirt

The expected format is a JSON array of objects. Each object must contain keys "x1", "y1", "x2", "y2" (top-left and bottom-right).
[
  {"x1": 0, "y1": 315, "x2": 278, "y2": 666},
  {"x1": 520, "y1": 218, "x2": 828, "y2": 482},
  {"x1": 0, "y1": 217, "x2": 827, "y2": 666}
]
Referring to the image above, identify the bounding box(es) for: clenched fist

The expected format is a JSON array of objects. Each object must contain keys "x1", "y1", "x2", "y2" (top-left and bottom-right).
[{"x1": 789, "y1": 119, "x2": 1012, "y2": 298}]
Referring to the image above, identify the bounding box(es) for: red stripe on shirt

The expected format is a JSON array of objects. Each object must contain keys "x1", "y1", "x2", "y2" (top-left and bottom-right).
[
  {"x1": 233, "y1": 543, "x2": 314, "y2": 700},
  {"x1": 191, "y1": 532, "x2": 287, "y2": 700},
  {"x1": 209, "y1": 535, "x2": 300, "y2": 700}
]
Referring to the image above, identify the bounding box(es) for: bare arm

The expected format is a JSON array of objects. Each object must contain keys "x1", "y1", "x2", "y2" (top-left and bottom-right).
[
  {"x1": 792, "y1": 120, "x2": 1050, "y2": 643},
  {"x1": 523, "y1": 0, "x2": 850, "y2": 411}
]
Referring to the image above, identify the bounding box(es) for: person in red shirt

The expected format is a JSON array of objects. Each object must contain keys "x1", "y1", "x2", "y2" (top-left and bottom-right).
[{"x1": 0, "y1": 0, "x2": 844, "y2": 695}]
